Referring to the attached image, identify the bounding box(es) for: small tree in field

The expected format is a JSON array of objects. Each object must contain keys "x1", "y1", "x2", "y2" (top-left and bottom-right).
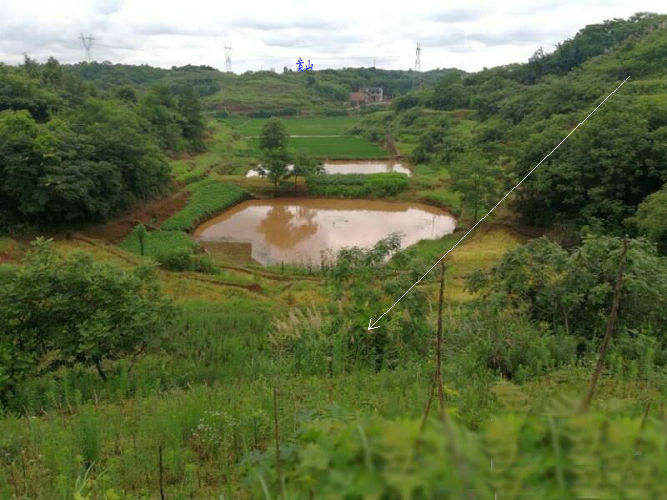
[
  {"x1": 133, "y1": 222, "x2": 148, "y2": 256},
  {"x1": 259, "y1": 117, "x2": 289, "y2": 150},
  {"x1": 0, "y1": 239, "x2": 175, "y2": 402}
]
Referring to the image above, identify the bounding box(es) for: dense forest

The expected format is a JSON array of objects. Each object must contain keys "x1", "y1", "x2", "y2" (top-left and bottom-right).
[
  {"x1": 0, "y1": 11, "x2": 665, "y2": 498},
  {"x1": 0, "y1": 57, "x2": 205, "y2": 228}
]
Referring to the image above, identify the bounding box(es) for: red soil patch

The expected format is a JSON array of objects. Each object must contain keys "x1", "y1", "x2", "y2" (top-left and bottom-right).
[
  {"x1": 81, "y1": 191, "x2": 190, "y2": 243},
  {"x1": 0, "y1": 252, "x2": 13, "y2": 263}
]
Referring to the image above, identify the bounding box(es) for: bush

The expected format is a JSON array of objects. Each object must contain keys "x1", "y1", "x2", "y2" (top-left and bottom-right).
[
  {"x1": 156, "y1": 249, "x2": 220, "y2": 274},
  {"x1": 307, "y1": 173, "x2": 408, "y2": 198},
  {"x1": 0, "y1": 239, "x2": 174, "y2": 404}
]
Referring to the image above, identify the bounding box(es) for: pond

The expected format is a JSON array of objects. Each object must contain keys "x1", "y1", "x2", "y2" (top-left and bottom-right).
[
  {"x1": 193, "y1": 198, "x2": 456, "y2": 266},
  {"x1": 245, "y1": 160, "x2": 411, "y2": 177}
]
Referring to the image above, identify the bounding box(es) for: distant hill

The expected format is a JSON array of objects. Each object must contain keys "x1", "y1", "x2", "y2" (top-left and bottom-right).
[{"x1": 66, "y1": 63, "x2": 459, "y2": 116}]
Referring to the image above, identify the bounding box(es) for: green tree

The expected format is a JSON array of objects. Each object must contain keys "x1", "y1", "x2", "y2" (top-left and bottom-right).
[
  {"x1": 259, "y1": 149, "x2": 292, "y2": 194},
  {"x1": 291, "y1": 152, "x2": 323, "y2": 190},
  {"x1": 0, "y1": 239, "x2": 174, "y2": 402},
  {"x1": 631, "y1": 184, "x2": 667, "y2": 254},
  {"x1": 259, "y1": 117, "x2": 289, "y2": 150},
  {"x1": 450, "y1": 153, "x2": 503, "y2": 223}
]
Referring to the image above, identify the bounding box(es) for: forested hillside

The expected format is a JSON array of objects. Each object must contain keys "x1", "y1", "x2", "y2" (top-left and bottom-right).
[
  {"x1": 69, "y1": 62, "x2": 455, "y2": 116},
  {"x1": 358, "y1": 12, "x2": 667, "y2": 243}
]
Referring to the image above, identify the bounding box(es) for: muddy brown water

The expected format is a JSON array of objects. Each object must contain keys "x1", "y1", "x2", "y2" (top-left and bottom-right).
[
  {"x1": 245, "y1": 160, "x2": 411, "y2": 177},
  {"x1": 193, "y1": 198, "x2": 456, "y2": 266}
]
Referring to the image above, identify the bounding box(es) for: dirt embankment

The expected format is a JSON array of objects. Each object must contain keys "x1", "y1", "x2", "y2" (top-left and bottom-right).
[{"x1": 81, "y1": 191, "x2": 190, "y2": 244}]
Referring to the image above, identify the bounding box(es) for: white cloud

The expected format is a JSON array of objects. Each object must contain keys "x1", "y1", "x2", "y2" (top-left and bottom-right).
[{"x1": 0, "y1": 0, "x2": 663, "y2": 72}]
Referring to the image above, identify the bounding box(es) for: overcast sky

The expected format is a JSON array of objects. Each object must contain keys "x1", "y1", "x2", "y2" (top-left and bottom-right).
[{"x1": 0, "y1": 0, "x2": 663, "y2": 73}]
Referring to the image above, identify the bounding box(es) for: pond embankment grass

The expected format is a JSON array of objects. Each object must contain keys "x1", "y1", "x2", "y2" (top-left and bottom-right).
[{"x1": 161, "y1": 180, "x2": 248, "y2": 232}]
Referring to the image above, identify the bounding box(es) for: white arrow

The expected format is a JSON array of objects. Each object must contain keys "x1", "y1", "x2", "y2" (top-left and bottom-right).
[{"x1": 367, "y1": 76, "x2": 630, "y2": 331}]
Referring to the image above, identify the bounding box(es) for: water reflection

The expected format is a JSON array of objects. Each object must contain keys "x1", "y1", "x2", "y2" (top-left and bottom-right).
[
  {"x1": 246, "y1": 160, "x2": 411, "y2": 177},
  {"x1": 194, "y1": 198, "x2": 456, "y2": 266},
  {"x1": 257, "y1": 205, "x2": 318, "y2": 248}
]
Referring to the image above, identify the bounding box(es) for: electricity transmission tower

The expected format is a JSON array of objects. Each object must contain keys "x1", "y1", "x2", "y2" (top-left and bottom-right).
[
  {"x1": 224, "y1": 43, "x2": 232, "y2": 73},
  {"x1": 79, "y1": 33, "x2": 95, "y2": 62},
  {"x1": 414, "y1": 42, "x2": 421, "y2": 72}
]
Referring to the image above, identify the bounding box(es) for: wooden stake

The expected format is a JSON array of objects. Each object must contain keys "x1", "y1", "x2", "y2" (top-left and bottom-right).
[
  {"x1": 580, "y1": 238, "x2": 629, "y2": 412},
  {"x1": 436, "y1": 261, "x2": 446, "y2": 418},
  {"x1": 158, "y1": 444, "x2": 166, "y2": 500},
  {"x1": 273, "y1": 387, "x2": 285, "y2": 499}
]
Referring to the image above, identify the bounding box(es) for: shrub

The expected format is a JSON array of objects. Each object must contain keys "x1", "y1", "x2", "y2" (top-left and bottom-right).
[
  {"x1": 156, "y1": 250, "x2": 220, "y2": 274},
  {"x1": 307, "y1": 173, "x2": 408, "y2": 198},
  {"x1": 0, "y1": 239, "x2": 174, "y2": 403}
]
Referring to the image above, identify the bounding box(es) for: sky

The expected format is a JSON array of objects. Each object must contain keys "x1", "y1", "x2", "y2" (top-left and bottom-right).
[{"x1": 0, "y1": 0, "x2": 663, "y2": 73}]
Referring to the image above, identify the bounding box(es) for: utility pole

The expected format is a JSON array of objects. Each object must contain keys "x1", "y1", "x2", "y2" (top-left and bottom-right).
[
  {"x1": 79, "y1": 32, "x2": 95, "y2": 62},
  {"x1": 414, "y1": 42, "x2": 421, "y2": 72},
  {"x1": 224, "y1": 43, "x2": 232, "y2": 73}
]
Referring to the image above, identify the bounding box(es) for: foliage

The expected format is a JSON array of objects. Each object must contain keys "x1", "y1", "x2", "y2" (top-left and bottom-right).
[
  {"x1": 291, "y1": 152, "x2": 323, "y2": 189},
  {"x1": 307, "y1": 173, "x2": 408, "y2": 198},
  {"x1": 140, "y1": 84, "x2": 206, "y2": 152},
  {"x1": 156, "y1": 250, "x2": 219, "y2": 274},
  {"x1": 258, "y1": 148, "x2": 292, "y2": 193},
  {"x1": 221, "y1": 116, "x2": 360, "y2": 136},
  {"x1": 0, "y1": 239, "x2": 174, "y2": 402},
  {"x1": 513, "y1": 100, "x2": 665, "y2": 229},
  {"x1": 467, "y1": 235, "x2": 667, "y2": 342},
  {"x1": 0, "y1": 103, "x2": 170, "y2": 225},
  {"x1": 161, "y1": 181, "x2": 247, "y2": 231},
  {"x1": 630, "y1": 183, "x2": 667, "y2": 254},
  {"x1": 449, "y1": 153, "x2": 504, "y2": 223},
  {"x1": 0, "y1": 58, "x2": 209, "y2": 227},
  {"x1": 259, "y1": 117, "x2": 289, "y2": 150},
  {"x1": 245, "y1": 411, "x2": 667, "y2": 499}
]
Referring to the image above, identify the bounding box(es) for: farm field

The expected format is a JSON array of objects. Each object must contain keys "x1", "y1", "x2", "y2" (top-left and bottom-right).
[
  {"x1": 220, "y1": 115, "x2": 360, "y2": 136},
  {"x1": 248, "y1": 135, "x2": 389, "y2": 158}
]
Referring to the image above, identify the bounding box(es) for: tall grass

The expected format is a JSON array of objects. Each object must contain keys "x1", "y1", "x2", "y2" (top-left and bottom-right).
[{"x1": 119, "y1": 230, "x2": 197, "y2": 258}]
